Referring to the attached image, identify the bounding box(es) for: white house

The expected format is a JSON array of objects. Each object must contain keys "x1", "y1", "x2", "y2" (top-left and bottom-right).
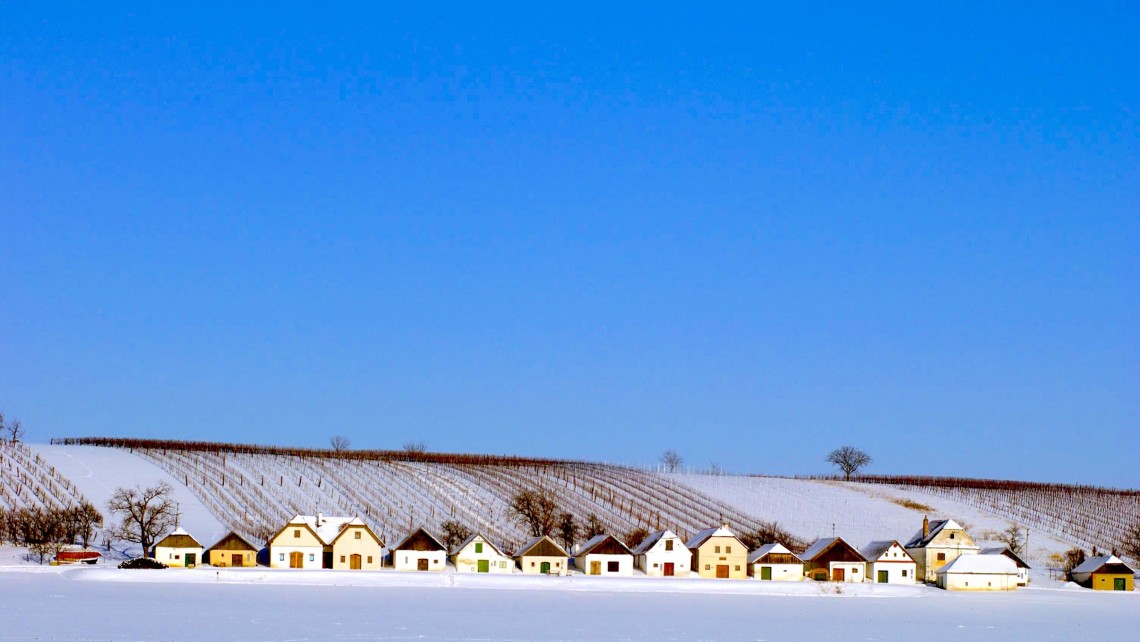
[
  {"x1": 860, "y1": 540, "x2": 917, "y2": 584},
  {"x1": 391, "y1": 527, "x2": 447, "y2": 571},
  {"x1": 632, "y1": 529, "x2": 691, "y2": 577},
  {"x1": 904, "y1": 517, "x2": 980, "y2": 582},
  {"x1": 152, "y1": 528, "x2": 204, "y2": 568},
  {"x1": 451, "y1": 533, "x2": 512, "y2": 574},
  {"x1": 747, "y1": 543, "x2": 803, "y2": 581},
  {"x1": 268, "y1": 513, "x2": 361, "y2": 569},
  {"x1": 514, "y1": 535, "x2": 569, "y2": 575},
  {"x1": 935, "y1": 554, "x2": 1018, "y2": 591},
  {"x1": 574, "y1": 534, "x2": 634, "y2": 577},
  {"x1": 979, "y1": 546, "x2": 1030, "y2": 586}
]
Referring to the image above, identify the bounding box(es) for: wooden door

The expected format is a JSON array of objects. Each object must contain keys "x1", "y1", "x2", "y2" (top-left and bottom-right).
[
  {"x1": 350, "y1": 554, "x2": 362, "y2": 570},
  {"x1": 232, "y1": 554, "x2": 243, "y2": 567},
  {"x1": 833, "y1": 567, "x2": 845, "y2": 582},
  {"x1": 478, "y1": 559, "x2": 490, "y2": 573},
  {"x1": 540, "y1": 562, "x2": 551, "y2": 574},
  {"x1": 417, "y1": 558, "x2": 429, "y2": 571},
  {"x1": 878, "y1": 570, "x2": 888, "y2": 583},
  {"x1": 760, "y1": 566, "x2": 772, "y2": 580},
  {"x1": 1114, "y1": 578, "x2": 1126, "y2": 591},
  {"x1": 590, "y1": 560, "x2": 601, "y2": 575},
  {"x1": 185, "y1": 553, "x2": 196, "y2": 567},
  {"x1": 716, "y1": 565, "x2": 729, "y2": 578},
  {"x1": 289, "y1": 552, "x2": 303, "y2": 568},
  {"x1": 663, "y1": 562, "x2": 674, "y2": 577}
]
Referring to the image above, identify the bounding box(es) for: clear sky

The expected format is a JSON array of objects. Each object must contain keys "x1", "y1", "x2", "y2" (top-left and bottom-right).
[{"x1": 2, "y1": 3, "x2": 1136, "y2": 486}]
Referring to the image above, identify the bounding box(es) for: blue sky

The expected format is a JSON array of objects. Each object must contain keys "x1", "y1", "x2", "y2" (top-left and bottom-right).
[{"x1": 2, "y1": 3, "x2": 1137, "y2": 485}]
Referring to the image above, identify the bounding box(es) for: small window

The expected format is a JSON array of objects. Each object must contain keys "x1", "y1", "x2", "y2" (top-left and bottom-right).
[
  {"x1": 714, "y1": 546, "x2": 721, "y2": 554},
  {"x1": 902, "y1": 569, "x2": 908, "y2": 577},
  {"x1": 294, "y1": 529, "x2": 301, "y2": 538},
  {"x1": 653, "y1": 563, "x2": 658, "y2": 568},
  {"x1": 367, "y1": 556, "x2": 373, "y2": 564},
  {"x1": 475, "y1": 543, "x2": 483, "y2": 554},
  {"x1": 726, "y1": 546, "x2": 732, "y2": 554},
  {"x1": 555, "y1": 562, "x2": 561, "y2": 568},
  {"x1": 735, "y1": 565, "x2": 740, "y2": 571},
  {"x1": 665, "y1": 540, "x2": 673, "y2": 551},
  {"x1": 950, "y1": 533, "x2": 955, "y2": 539},
  {"x1": 279, "y1": 553, "x2": 284, "y2": 561},
  {"x1": 705, "y1": 564, "x2": 710, "y2": 570},
  {"x1": 309, "y1": 554, "x2": 314, "y2": 562},
  {"x1": 531, "y1": 562, "x2": 535, "y2": 568},
  {"x1": 500, "y1": 561, "x2": 507, "y2": 568},
  {"x1": 937, "y1": 553, "x2": 946, "y2": 561},
  {"x1": 608, "y1": 561, "x2": 619, "y2": 572},
  {"x1": 355, "y1": 531, "x2": 361, "y2": 540},
  {"x1": 340, "y1": 556, "x2": 345, "y2": 563}
]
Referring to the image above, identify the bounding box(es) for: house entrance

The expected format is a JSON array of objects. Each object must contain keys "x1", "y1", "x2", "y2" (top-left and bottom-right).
[
  {"x1": 478, "y1": 559, "x2": 490, "y2": 573},
  {"x1": 185, "y1": 553, "x2": 196, "y2": 567},
  {"x1": 663, "y1": 562, "x2": 674, "y2": 577},
  {"x1": 289, "y1": 552, "x2": 303, "y2": 568},
  {"x1": 878, "y1": 570, "x2": 888, "y2": 583},
  {"x1": 833, "y1": 568, "x2": 845, "y2": 582},
  {"x1": 716, "y1": 565, "x2": 729, "y2": 578},
  {"x1": 350, "y1": 554, "x2": 362, "y2": 570},
  {"x1": 1114, "y1": 578, "x2": 1126, "y2": 591},
  {"x1": 760, "y1": 566, "x2": 772, "y2": 580},
  {"x1": 590, "y1": 561, "x2": 601, "y2": 575},
  {"x1": 232, "y1": 554, "x2": 244, "y2": 567},
  {"x1": 417, "y1": 558, "x2": 429, "y2": 571},
  {"x1": 540, "y1": 562, "x2": 551, "y2": 574}
]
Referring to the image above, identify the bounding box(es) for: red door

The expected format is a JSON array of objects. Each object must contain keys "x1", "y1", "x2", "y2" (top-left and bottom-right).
[{"x1": 663, "y1": 562, "x2": 675, "y2": 577}]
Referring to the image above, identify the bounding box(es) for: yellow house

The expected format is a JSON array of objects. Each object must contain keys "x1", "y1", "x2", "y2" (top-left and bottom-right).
[
  {"x1": 904, "y1": 517, "x2": 980, "y2": 582},
  {"x1": 153, "y1": 528, "x2": 204, "y2": 568},
  {"x1": 206, "y1": 531, "x2": 259, "y2": 567},
  {"x1": 514, "y1": 535, "x2": 569, "y2": 575},
  {"x1": 329, "y1": 517, "x2": 384, "y2": 570},
  {"x1": 687, "y1": 525, "x2": 747, "y2": 579},
  {"x1": 1070, "y1": 555, "x2": 1135, "y2": 591}
]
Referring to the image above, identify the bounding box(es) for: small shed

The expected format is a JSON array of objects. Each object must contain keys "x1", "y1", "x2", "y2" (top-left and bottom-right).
[
  {"x1": 747, "y1": 543, "x2": 803, "y2": 581},
  {"x1": 979, "y1": 546, "x2": 1031, "y2": 586},
  {"x1": 452, "y1": 533, "x2": 512, "y2": 573},
  {"x1": 575, "y1": 534, "x2": 634, "y2": 577},
  {"x1": 861, "y1": 540, "x2": 917, "y2": 584},
  {"x1": 632, "y1": 529, "x2": 691, "y2": 577},
  {"x1": 687, "y1": 525, "x2": 748, "y2": 579},
  {"x1": 206, "y1": 532, "x2": 260, "y2": 568},
  {"x1": 1070, "y1": 554, "x2": 1134, "y2": 591},
  {"x1": 514, "y1": 535, "x2": 569, "y2": 576},
  {"x1": 801, "y1": 537, "x2": 866, "y2": 583},
  {"x1": 392, "y1": 527, "x2": 447, "y2": 571},
  {"x1": 935, "y1": 554, "x2": 1018, "y2": 591},
  {"x1": 153, "y1": 528, "x2": 204, "y2": 568}
]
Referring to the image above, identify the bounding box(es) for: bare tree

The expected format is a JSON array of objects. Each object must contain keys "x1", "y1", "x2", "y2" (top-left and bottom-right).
[
  {"x1": 402, "y1": 440, "x2": 427, "y2": 454},
  {"x1": 660, "y1": 449, "x2": 683, "y2": 473},
  {"x1": 329, "y1": 435, "x2": 351, "y2": 452},
  {"x1": 997, "y1": 525, "x2": 1025, "y2": 555},
  {"x1": 68, "y1": 501, "x2": 103, "y2": 548},
  {"x1": 106, "y1": 482, "x2": 177, "y2": 558},
  {"x1": 825, "y1": 446, "x2": 873, "y2": 481},
  {"x1": 509, "y1": 489, "x2": 558, "y2": 537},
  {"x1": 1062, "y1": 546, "x2": 1086, "y2": 580},
  {"x1": 584, "y1": 513, "x2": 605, "y2": 539},
  {"x1": 1, "y1": 414, "x2": 25, "y2": 444},
  {"x1": 440, "y1": 519, "x2": 472, "y2": 553},
  {"x1": 1120, "y1": 519, "x2": 1140, "y2": 563},
  {"x1": 557, "y1": 512, "x2": 579, "y2": 551},
  {"x1": 625, "y1": 527, "x2": 649, "y2": 549}
]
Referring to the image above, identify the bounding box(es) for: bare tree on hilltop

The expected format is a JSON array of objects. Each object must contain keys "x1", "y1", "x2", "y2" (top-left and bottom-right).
[
  {"x1": 826, "y1": 446, "x2": 873, "y2": 481},
  {"x1": 660, "y1": 449, "x2": 683, "y2": 473},
  {"x1": 403, "y1": 440, "x2": 427, "y2": 454},
  {"x1": 997, "y1": 525, "x2": 1025, "y2": 555},
  {"x1": 510, "y1": 488, "x2": 558, "y2": 537},
  {"x1": 1, "y1": 412, "x2": 26, "y2": 443},
  {"x1": 107, "y1": 482, "x2": 177, "y2": 558},
  {"x1": 329, "y1": 435, "x2": 351, "y2": 452}
]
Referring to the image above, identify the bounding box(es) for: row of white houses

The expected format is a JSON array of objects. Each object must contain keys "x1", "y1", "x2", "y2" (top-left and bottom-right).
[{"x1": 148, "y1": 515, "x2": 1125, "y2": 591}]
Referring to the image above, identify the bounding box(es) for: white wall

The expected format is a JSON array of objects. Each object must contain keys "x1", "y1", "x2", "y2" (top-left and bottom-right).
[
  {"x1": 938, "y1": 572, "x2": 1018, "y2": 591},
  {"x1": 452, "y1": 544, "x2": 512, "y2": 573},
  {"x1": 638, "y1": 551, "x2": 692, "y2": 577},
  {"x1": 155, "y1": 546, "x2": 203, "y2": 568},
  {"x1": 578, "y1": 554, "x2": 633, "y2": 577},
  {"x1": 830, "y1": 562, "x2": 866, "y2": 583},
  {"x1": 750, "y1": 563, "x2": 802, "y2": 581},
  {"x1": 269, "y1": 546, "x2": 323, "y2": 569},
  {"x1": 394, "y1": 550, "x2": 446, "y2": 571}
]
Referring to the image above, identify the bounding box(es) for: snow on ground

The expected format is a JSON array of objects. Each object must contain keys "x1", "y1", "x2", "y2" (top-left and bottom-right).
[
  {"x1": 29, "y1": 444, "x2": 226, "y2": 550},
  {"x1": 0, "y1": 564, "x2": 1134, "y2": 641},
  {"x1": 670, "y1": 474, "x2": 1074, "y2": 566}
]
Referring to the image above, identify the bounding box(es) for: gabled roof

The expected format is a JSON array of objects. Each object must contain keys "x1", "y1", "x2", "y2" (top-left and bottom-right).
[
  {"x1": 905, "y1": 519, "x2": 967, "y2": 548},
  {"x1": 270, "y1": 517, "x2": 324, "y2": 547},
  {"x1": 1071, "y1": 554, "x2": 1135, "y2": 575},
  {"x1": 155, "y1": 527, "x2": 202, "y2": 549},
  {"x1": 801, "y1": 537, "x2": 866, "y2": 562},
  {"x1": 936, "y1": 554, "x2": 1016, "y2": 575},
  {"x1": 330, "y1": 518, "x2": 383, "y2": 547},
  {"x1": 686, "y1": 526, "x2": 740, "y2": 550},
  {"x1": 631, "y1": 529, "x2": 681, "y2": 555},
  {"x1": 747, "y1": 542, "x2": 802, "y2": 565},
  {"x1": 454, "y1": 533, "x2": 506, "y2": 557},
  {"x1": 276, "y1": 514, "x2": 359, "y2": 546},
  {"x1": 575, "y1": 534, "x2": 633, "y2": 557},
  {"x1": 392, "y1": 527, "x2": 446, "y2": 552},
  {"x1": 860, "y1": 540, "x2": 913, "y2": 562},
  {"x1": 205, "y1": 531, "x2": 259, "y2": 553},
  {"x1": 979, "y1": 546, "x2": 1031, "y2": 570},
  {"x1": 514, "y1": 535, "x2": 568, "y2": 558}
]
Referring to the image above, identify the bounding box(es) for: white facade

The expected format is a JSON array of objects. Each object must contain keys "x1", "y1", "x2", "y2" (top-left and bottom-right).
[
  {"x1": 862, "y1": 541, "x2": 916, "y2": 584},
  {"x1": 747, "y1": 543, "x2": 803, "y2": 581},
  {"x1": 153, "y1": 528, "x2": 204, "y2": 568},
  {"x1": 394, "y1": 550, "x2": 447, "y2": 571},
  {"x1": 935, "y1": 554, "x2": 1018, "y2": 591},
  {"x1": 451, "y1": 534, "x2": 512, "y2": 574},
  {"x1": 827, "y1": 562, "x2": 866, "y2": 583},
  {"x1": 633, "y1": 530, "x2": 691, "y2": 577},
  {"x1": 272, "y1": 545, "x2": 323, "y2": 569},
  {"x1": 578, "y1": 553, "x2": 633, "y2": 576}
]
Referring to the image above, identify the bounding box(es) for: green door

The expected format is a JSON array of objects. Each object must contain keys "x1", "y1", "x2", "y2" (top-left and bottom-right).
[
  {"x1": 478, "y1": 559, "x2": 490, "y2": 573},
  {"x1": 878, "y1": 570, "x2": 888, "y2": 583},
  {"x1": 1114, "y1": 578, "x2": 1126, "y2": 591},
  {"x1": 760, "y1": 566, "x2": 772, "y2": 580},
  {"x1": 540, "y1": 562, "x2": 551, "y2": 574},
  {"x1": 185, "y1": 553, "x2": 196, "y2": 567}
]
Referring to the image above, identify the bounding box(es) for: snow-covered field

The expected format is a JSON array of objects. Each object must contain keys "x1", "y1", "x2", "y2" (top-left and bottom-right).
[
  {"x1": 0, "y1": 563, "x2": 1134, "y2": 641},
  {"x1": 671, "y1": 474, "x2": 1075, "y2": 565}
]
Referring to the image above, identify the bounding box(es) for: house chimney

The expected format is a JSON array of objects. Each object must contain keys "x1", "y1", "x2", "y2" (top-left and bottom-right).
[
  {"x1": 922, "y1": 516, "x2": 929, "y2": 539},
  {"x1": 317, "y1": 512, "x2": 324, "y2": 527}
]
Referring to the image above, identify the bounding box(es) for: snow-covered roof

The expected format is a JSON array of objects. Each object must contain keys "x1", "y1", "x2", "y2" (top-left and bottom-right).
[
  {"x1": 515, "y1": 535, "x2": 568, "y2": 558},
  {"x1": 979, "y1": 546, "x2": 1030, "y2": 569},
  {"x1": 205, "y1": 531, "x2": 260, "y2": 552},
  {"x1": 860, "y1": 540, "x2": 910, "y2": 562},
  {"x1": 1071, "y1": 554, "x2": 1134, "y2": 575},
  {"x1": 747, "y1": 542, "x2": 800, "y2": 564},
  {"x1": 575, "y1": 534, "x2": 633, "y2": 557},
  {"x1": 686, "y1": 526, "x2": 738, "y2": 550},
  {"x1": 905, "y1": 519, "x2": 966, "y2": 548},
  {"x1": 454, "y1": 533, "x2": 505, "y2": 557},
  {"x1": 286, "y1": 514, "x2": 361, "y2": 545},
  {"x1": 156, "y1": 527, "x2": 202, "y2": 549},
  {"x1": 800, "y1": 537, "x2": 864, "y2": 562},
  {"x1": 936, "y1": 554, "x2": 1016, "y2": 575},
  {"x1": 631, "y1": 529, "x2": 677, "y2": 555}
]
